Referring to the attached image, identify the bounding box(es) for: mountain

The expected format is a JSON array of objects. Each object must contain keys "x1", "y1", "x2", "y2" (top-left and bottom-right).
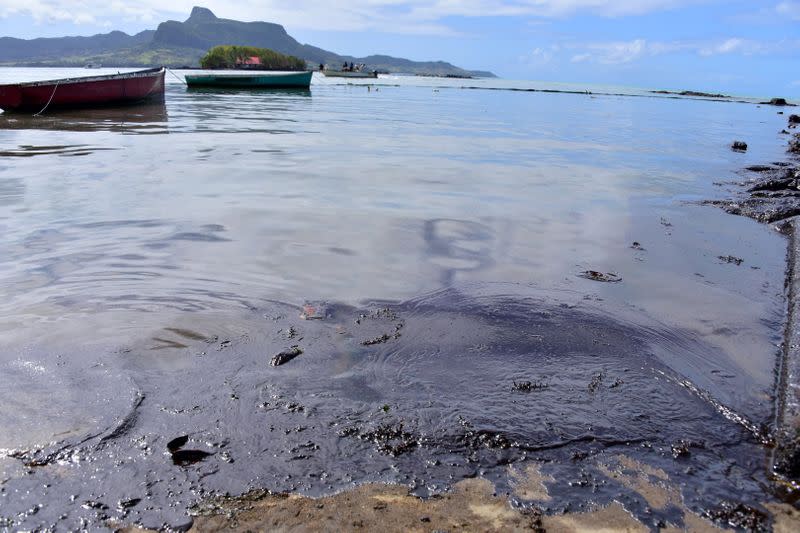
[
  {"x1": 0, "y1": 6, "x2": 494, "y2": 77},
  {"x1": 0, "y1": 30, "x2": 153, "y2": 62}
]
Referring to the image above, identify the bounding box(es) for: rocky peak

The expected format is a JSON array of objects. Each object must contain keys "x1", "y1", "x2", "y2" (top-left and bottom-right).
[{"x1": 186, "y1": 6, "x2": 217, "y2": 23}]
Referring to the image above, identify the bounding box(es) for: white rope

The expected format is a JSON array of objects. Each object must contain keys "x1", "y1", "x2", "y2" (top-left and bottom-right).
[
  {"x1": 167, "y1": 69, "x2": 188, "y2": 86},
  {"x1": 33, "y1": 81, "x2": 60, "y2": 117}
]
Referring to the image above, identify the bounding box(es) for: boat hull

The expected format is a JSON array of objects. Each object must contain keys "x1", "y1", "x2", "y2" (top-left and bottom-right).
[
  {"x1": 0, "y1": 68, "x2": 166, "y2": 113},
  {"x1": 184, "y1": 72, "x2": 312, "y2": 89},
  {"x1": 322, "y1": 71, "x2": 378, "y2": 79}
]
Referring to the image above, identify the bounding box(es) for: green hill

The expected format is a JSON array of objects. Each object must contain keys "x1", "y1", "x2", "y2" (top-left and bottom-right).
[{"x1": 0, "y1": 6, "x2": 495, "y2": 77}]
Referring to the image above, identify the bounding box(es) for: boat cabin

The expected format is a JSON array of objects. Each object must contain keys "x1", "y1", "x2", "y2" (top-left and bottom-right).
[{"x1": 236, "y1": 56, "x2": 262, "y2": 69}]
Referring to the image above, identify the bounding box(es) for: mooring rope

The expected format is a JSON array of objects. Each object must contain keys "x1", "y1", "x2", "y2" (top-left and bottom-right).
[
  {"x1": 167, "y1": 69, "x2": 188, "y2": 86},
  {"x1": 33, "y1": 81, "x2": 59, "y2": 117}
]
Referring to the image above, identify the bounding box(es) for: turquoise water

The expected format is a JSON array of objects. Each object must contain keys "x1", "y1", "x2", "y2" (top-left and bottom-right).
[{"x1": 0, "y1": 68, "x2": 793, "y2": 529}]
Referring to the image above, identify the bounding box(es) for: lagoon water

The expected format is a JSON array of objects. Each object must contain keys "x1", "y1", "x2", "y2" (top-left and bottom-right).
[{"x1": 0, "y1": 69, "x2": 794, "y2": 529}]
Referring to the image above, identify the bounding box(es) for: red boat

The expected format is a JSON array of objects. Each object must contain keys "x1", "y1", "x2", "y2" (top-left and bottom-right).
[{"x1": 0, "y1": 67, "x2": 166, "y2": 113}]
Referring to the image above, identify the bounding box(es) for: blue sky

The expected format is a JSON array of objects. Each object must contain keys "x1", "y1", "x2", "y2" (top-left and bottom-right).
[{"x1": 0, "y1": 1, "x2": 798, "y2": 97}]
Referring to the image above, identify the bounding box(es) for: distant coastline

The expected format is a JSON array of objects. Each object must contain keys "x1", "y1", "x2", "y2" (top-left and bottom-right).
[{"x1": 0, "y1": 6, "x2": 495, "y2": 78}]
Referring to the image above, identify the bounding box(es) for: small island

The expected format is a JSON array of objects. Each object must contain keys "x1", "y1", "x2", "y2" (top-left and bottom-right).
[{"x1": 199, "y1": 45, "x2": 306, "y2": 71}]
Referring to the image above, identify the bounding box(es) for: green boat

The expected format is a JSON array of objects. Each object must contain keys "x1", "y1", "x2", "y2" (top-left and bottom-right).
[
  {"x1": 322, "y1": 70, "x2": 378, "y2": 79},
  {"x1": 184, "y1": 71, "x2": 312, "y2": 89}
]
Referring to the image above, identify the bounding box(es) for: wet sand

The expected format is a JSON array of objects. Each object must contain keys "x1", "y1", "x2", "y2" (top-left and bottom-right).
[{"x1": 114, "y1": 458, "x2": 800, "y2": 532}]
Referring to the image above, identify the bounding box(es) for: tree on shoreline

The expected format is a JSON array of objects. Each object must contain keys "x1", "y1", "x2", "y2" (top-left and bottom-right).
[{"x1": 200, "y1": 45, "x2": 306, "y2": 71}]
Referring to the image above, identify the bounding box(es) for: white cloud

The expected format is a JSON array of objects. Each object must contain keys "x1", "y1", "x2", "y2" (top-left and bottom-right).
[
  {"x1": 776, "y1": 1, "x2": 800, "y2": 20},
  {"x1": 568, "y1": 39, "x2": 681, "y2": 64},
  {"x1": 0, "y1": 1, "x2": 707, "y2": 34},
  {"x1": 574, "y1": 38, "x2": 647, "y2": 64},
  {"x1": 698, "y1": 38, "x2": 767, "y2": 56},
  {"x1": 524, "y1": 45, "x2": 560, "y2": 65},
  {"x1": 565, "y1": 37, "x2": 792, "y2": 65}
]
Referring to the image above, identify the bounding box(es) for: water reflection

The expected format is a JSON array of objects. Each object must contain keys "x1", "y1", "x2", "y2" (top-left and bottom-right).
[
  {"x1": 424, "y1": 219, "x2": 494, "y2": 284},
  {"x1": 0, "y1": 144, "x2": 119, "y2": 157},
  {"x1": 0, "y1": 101, "x2": 168, "y2": 134},
  {"x1": 172, "y1": 87, "x2": 312, "y2": 134},
  {"x1": 0, "y1": 177, "x2": 24, "y2": 205},
  {"x1": 186, "y1": 87, "x2": 311, "y2": 98}
]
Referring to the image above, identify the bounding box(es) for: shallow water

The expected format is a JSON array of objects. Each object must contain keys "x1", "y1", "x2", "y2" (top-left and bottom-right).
[{"x1": 0, "y1": 68, "x2": 793, "y2": 529}]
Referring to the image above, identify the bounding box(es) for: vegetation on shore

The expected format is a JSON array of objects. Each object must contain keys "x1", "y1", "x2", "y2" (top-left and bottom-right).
[{"x1": 199, "y1": 45, "x2": 306, "y2": 70}]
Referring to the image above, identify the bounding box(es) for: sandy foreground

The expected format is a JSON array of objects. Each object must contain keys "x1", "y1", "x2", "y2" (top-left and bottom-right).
[{"x1": 115, "y1": 454, "x2": 800, "y2": 532}]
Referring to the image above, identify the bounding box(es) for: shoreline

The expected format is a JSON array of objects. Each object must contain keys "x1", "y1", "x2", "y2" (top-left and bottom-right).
[
  {"x1": 705, "y1": 115, "x2": 800, "y2": 500},
  {"x1": 775, "y1": 217, "x2": 800, "y2": 500}
]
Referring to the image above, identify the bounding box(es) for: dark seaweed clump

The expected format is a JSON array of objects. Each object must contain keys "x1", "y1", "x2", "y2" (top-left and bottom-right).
[
  {"x1": 718, "y1": 255, "x2": 744, "y2": 265},
  {"x1": 348, "y1": 423, "x2": 419, "y2": 457},
  {"x1": 773, "y1": 431, "x2": 800, "y2": 503},
  {"x1": 704, "y1": 501, "x2": 769, "y2": 532},
  {"x1": 577, "y1": 270, "x2": 622, "y2": 283},
  {"x1": 512, "y1": 380, "x2": 547, "y2": 392}
]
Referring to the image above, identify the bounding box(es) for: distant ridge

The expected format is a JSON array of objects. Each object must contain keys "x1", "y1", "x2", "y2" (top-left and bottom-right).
[{"x1": 0, "y1": 6, "x2": 494, "y2": 77}]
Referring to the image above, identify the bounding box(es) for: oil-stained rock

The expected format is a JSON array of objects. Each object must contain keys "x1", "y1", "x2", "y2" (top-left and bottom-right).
[
  {"x1": 731, "y1": 141, "x2": 748, "y2": 152},
  {"x1": 171, "y1": 449, "x2": 214, "y2": 466},
  {"x1": 578, "y1": 271, "x2": 622, "y2": 283},
  {"x1": 167, "y1": 435, "x2": 189, "y2": 452},
  {"x1": 270, "y1": 346, "x2": 303, "y2": 366}
]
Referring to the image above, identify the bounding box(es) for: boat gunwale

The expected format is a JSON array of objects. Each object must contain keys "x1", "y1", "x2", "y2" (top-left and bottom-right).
[
  {"x1": 0, "y1": 67, "x2": 165, "y2": 89},
  {"x1": 322, "y1": 71, "x2": 378, "y2": 78}
]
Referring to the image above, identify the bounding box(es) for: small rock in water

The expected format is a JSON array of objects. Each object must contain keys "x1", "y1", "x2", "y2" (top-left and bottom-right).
[
  {"x1": 118, "y1": 498, "x2": 142, "y2": 509},
  {"x1": 630, "y1": 241, "x2": 645, "y2": 250},
  {"x1": 731, "y1": 141, "x2": 748, "y2": 152},
  {"x1": 790, "y1": 134, "x2": 800, "y2": 154},
  {"x1": 745, "y1": 165, "x2": 774, "y2": 172},
  {"x1": 766, "y1": 98, "x2": 788, "y2": 106},
  {"x1": 271, "y1": 346, "x2": 303, "y2": 366},
  {"x1": 81, "y1": 500, "x2": 108, "y2": 511},
  {"x1": 578, "y1": 270, "x2": 622, "y2": 283},
  {"x1": 167, "y1": 435, "x2": 189, "y2": 452},
  {"x1": 789, "y1": 114, "x2": 800, "y2": 126}
]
